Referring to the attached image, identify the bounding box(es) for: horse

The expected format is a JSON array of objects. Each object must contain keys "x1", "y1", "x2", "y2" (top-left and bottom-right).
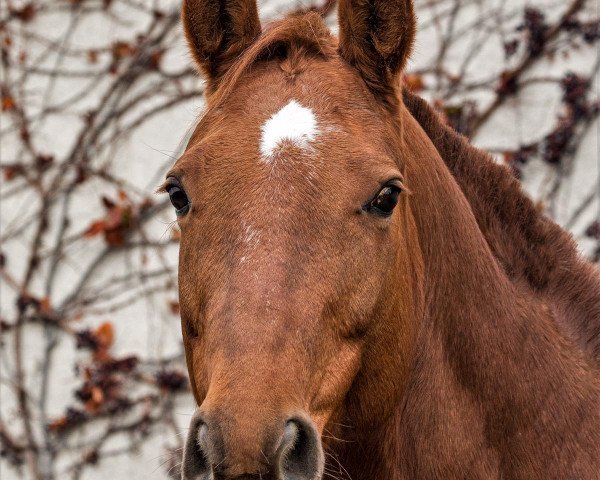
[{"x1": 162, "y1": 1, "x2": 600, "y2": 478}]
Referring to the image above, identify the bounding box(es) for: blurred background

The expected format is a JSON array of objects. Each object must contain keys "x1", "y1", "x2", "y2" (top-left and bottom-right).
[{"x1": 0, "y1": 0, "x2": 598, "y2": 478}]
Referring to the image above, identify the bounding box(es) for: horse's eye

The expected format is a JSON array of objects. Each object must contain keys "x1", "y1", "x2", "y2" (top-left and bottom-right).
[
  {"x1": 167, "y1": 181, "x2": 190, "y2": 216},
  {"x1": 367, "y1": 185, "x2": 401, "y2": 216}
]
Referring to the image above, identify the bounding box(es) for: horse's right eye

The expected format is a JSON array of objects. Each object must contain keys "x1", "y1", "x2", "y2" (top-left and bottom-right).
[{"x1": 167, "y1": 181, "x2": 190, "y2": 216}]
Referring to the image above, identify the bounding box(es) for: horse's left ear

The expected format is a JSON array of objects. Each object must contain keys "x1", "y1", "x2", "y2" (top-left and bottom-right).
[
  {"x1": 337, "y1": 0, "x2": 416, "y2": 108},
  {"x1": 182, "y1": 0, "x2": 261, "y2": 91}
]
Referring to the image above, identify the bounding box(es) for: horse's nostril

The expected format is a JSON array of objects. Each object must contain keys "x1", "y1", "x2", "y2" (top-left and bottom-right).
[
  {"x1": 279, "y1": 417, "x2": 324, "y2": 480},
  {"x1": 182, "y1": 411, "x2": 323, "y2": 480},
  {"x1": 182, "y1": 420, "x2": 212, "y2": 480}
]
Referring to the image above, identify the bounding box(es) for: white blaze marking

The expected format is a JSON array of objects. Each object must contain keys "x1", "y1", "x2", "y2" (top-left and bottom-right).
[{"x1": 260, "y1": 100, "x2": 318, "y2": 159}]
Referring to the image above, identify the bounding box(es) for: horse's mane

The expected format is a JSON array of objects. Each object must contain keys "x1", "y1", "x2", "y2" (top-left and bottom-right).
[
  {"x1": 208, "y1": 12, "x2": 336, "y2": 108},
  {"x1": 402, "y1": 89, "x2": 600, "y2": 361}
]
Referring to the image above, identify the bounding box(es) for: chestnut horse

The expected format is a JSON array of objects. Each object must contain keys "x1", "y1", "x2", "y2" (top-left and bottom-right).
[{"x1": 163, "y1": 1, "x2": 600, "y2": 478}]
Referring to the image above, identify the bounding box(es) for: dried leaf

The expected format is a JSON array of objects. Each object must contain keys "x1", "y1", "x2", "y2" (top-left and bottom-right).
[
  {"x1": 111, "y1": 41, "x2": 135, "y2": 59},
  {"x1": 503, "y1": 151, "x2": 514, "y2": 164},
  {"x1": 404, "y1": 73, "x2": 425, "y2": 93},
  {"x1": 84, "y1": 399, "x2": 100, "y2": 414},
  {"x1": 149, "y1": 49, "x2": 164, "y2": 70},
  {"x1": 48, "y1": 416, "x2": 68, "y2": 432},
  {"x1": 39, "y1": 297, "x2": 52, "y2": 315},
  {"x1": 87, "y1": 50, "x2": 98, "y2": 64},
  {"x1": 156, "y1": 370, "x2": 188, "y2": 393},
  {"x1": 3, "y1": 165, "x2": 20, "y2": 181},
  {"x1": 91, "y1": 386, "x2": 104, "y2": 405},
  {"x1": 10, "y1": 4, "x2": 36, "y2": 23},
  {"x1": 1, "y1": 94, "x2": 16, "y2": 111},
  {"x1": 168, "y1": 301, "x2": 180, "y2": 315},
  {"x1": 95, "y1": 322, "x2": 114, "y2": 350},
  {"x1": 84, "y1": 220, "x2": 106, "y2": 238}
]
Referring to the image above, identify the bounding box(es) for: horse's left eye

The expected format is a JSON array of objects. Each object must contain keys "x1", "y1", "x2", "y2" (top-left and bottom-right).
[
  {"x1": 167, "y1": 182, "x2": 190, "y2": 216},
  {"x1": 366, "y1": 185, "x2": 401, "y2": 216}
]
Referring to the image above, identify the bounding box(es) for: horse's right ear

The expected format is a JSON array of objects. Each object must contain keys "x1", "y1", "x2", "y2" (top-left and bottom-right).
[
  {"x1": 182, "y1": 0, "x2": 261, "y2": 90},
  {"x1": 337, "y1": 0, "x2": 416, "y2": 109}
]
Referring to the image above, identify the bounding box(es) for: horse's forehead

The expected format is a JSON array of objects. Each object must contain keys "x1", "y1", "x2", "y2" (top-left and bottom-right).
[
  {"x1": 200, "y1": 63, "x2": 383, "y2": 166},
  {"x1": 259, "y1": 99, "x2": 318, "y2": 159},
  {"x1": 179, "y1": 59, "x2": 397, "y2": 218}
]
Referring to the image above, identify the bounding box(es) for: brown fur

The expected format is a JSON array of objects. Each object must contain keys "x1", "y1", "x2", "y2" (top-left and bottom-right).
[
  {"x1": 402, "y1": 89, "x2": 600, "y2": 362},
  {"x1": 171, "y1": 2, "x2": 600, "y2": 479}
]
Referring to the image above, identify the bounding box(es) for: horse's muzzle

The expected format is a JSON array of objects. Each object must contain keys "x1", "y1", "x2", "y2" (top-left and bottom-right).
[{"x1": 181, "y1": 409, "x2": 324, "y2": 480}]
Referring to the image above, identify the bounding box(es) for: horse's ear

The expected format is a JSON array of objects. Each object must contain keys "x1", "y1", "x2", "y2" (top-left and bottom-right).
[
  {"x1": 182, "y1": 0, "x2": 261, "y2": 90},
  {"x1": 337, "y1": 0, "x2": 416, "y2": 107}
]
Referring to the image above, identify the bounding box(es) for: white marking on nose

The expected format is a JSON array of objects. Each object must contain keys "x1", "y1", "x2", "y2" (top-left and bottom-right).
[
  {"x1": 239, "y1": 221, "x2": 260, "y2": 264},
  {"x1": 243, "y1": 225, "x2": 259, "y2": 246},
  {"x1": 260, "y1": 100, "x2": 318, "y2": 160}
]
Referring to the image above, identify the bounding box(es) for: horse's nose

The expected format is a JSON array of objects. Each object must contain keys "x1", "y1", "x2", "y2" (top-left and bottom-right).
[{"x1": 181, "y1": 411, "x2": 324, "y2": 480}]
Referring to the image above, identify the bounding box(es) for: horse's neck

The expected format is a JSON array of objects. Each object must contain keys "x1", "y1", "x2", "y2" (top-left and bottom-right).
[
  {"x1": 403, "y1": 89, "x2": 600, "y2": 361},
  {"x1": 331, "y1": 110, "x2": 599, "y2": 479},
  {"x1": 386, "y1": 111, "x2": 600, "y2": 479}
]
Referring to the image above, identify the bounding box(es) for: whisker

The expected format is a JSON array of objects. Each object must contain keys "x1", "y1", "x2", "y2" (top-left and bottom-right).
[
  {"x1": 324, "y1": 450, "x2": 353, "y2": 480},
  {"x1": 321, "y1": 433, "x2": 353, "y2": 444},
  {"x1": 166, "y1": 460, "x2": 183, "y2": 478}
]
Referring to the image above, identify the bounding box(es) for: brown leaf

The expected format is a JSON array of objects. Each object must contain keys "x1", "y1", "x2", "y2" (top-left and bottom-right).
[
  {"x1": 48, "y1": 416, "x2": 68, "y2": 432},
  {"x1": 87, "y1": 50, "x2": 98, "y2": 64},
  {"x1": 404, "y1": 73, "x2": 425, "y2": 93},
  {"x1": 111, "y1": 41, "x2": 135, "y2": 59},
  {"x1": 19, "y1": 126, "x2": 30, "y2": 142},
  {"x1": 156, "y1": 370, "x2": 188, "y2": 393},
  {"x1": 168, "y1": 301, "x2": 180, "y2": 315},
  {"x1": 35, "y1": 154, "x2": 54, "y2": 170},
  {"x1": 95, "y1": 322, "x2": 114, "y2": 350},
  {"x1": 496, "y1": 71, "x2": 518, "y2": 95},
  {"x1": 1, "y1": 94, "x2": 16, "y2": 111},
  {"x1": 104, "y1": 230, "x2": 125, "y2": 247},
  {"x1": 104, "y1": 205, "x2": 124, "y2": 230},
  {"x1": 149, "y1": 49, "x2": 164, "y2": 70},
  {"x1": 83, "y1": 220, "x2": 106, "y2": 238},
  {"x1": 85, "y1": 195, "x2": 137, "y2": 246},
  {"x1": 84, "y1": 399, "x2": 100, "y2": 414},
  {"x1": 93, "y1": 348, "x2": 112, "y2": 364},
  {"x1": 39, "y1": 297, "x2": 52, "y2": 315},
  {"x1": 10, "y1": 4, "x2": 36, "y2": 22},
  {"x1": 91, "y1": 386, "x2": 104, "y2": 405},
  {"x1": 3, "y1": 165, "x2": 21, "y2": 181}
]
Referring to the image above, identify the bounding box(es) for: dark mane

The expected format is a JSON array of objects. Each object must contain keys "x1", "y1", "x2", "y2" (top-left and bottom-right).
[{"x1": 403, "y1": 88, "x2": 600, "y2": 361}]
